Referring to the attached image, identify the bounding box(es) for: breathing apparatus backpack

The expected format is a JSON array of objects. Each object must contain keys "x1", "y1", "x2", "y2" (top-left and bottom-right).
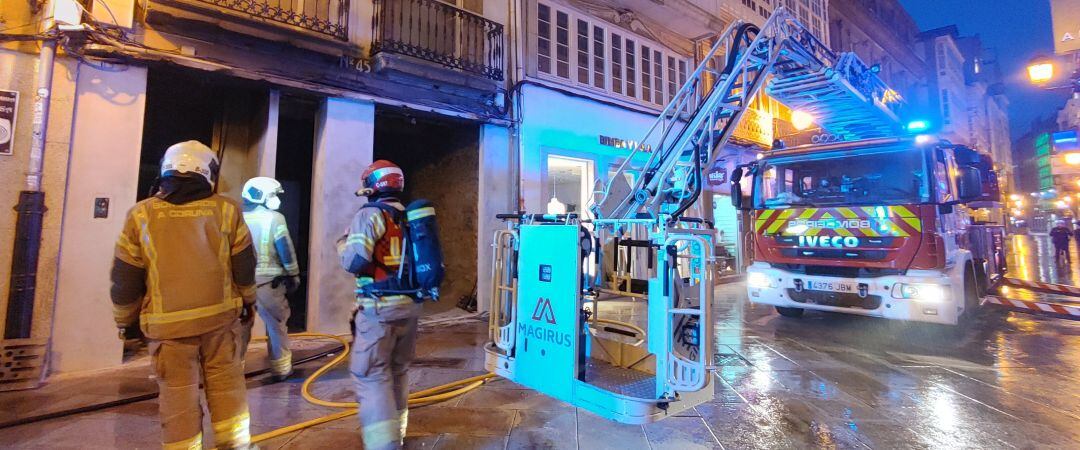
[{"x1": 358, "y1": 199, "x2": 446, "y2": 301}]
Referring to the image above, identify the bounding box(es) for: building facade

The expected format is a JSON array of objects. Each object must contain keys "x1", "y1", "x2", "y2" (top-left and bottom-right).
[
  {"x1": 1, "y1": 0, "x2": 515, "y2": 374},
  {"x1": 914, "y1": 26, "x2": 1011, "y2": 195},
  {"x1": 827, "y1": 0, "x2": 924, "y2": 102}
]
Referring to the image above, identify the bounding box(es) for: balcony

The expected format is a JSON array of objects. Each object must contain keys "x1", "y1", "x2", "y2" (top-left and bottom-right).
[
  {"x1": 178, "y1": 0, "x2": 350, "y2": 40},
  {"x1": 372, "y1": 0, "x2": 504, "y2": 81}
]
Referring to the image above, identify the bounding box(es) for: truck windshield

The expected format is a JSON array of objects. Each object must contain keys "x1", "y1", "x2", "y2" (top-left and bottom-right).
[{"x1": 756, "y1": 147, "x2": 929, "y2": 208}]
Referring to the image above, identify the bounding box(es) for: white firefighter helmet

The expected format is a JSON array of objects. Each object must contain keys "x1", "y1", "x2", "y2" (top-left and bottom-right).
[
  {"x1": 161, "y1": 140, "x2": 220, "y2": 187},
  {"x1": 243, "y1": 177, "x2": 284, "y2": 210}
]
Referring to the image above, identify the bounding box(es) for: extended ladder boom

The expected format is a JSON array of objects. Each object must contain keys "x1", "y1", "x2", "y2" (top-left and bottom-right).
[{"x1": 592, "y1": 7, "x2": 904, "y2": 223}]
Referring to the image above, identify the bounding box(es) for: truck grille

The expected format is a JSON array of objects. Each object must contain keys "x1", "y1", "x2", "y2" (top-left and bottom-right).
[{"x1": 786, "y1": 289, "x2": 882, "y2": 310}]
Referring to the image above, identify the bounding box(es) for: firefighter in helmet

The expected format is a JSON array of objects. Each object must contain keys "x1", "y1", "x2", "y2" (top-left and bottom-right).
[
  {"x1": 239, "y1": 176, "x2": 301, "y2": 381},
  {"x1": 110, "y1": 140, "x2": 256, "y2": 449},
  {"x1": 337, "y1": 160, "x2": 418, "y2": 450}
]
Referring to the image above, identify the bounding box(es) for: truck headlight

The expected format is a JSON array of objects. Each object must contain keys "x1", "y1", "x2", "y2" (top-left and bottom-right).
[
  {"x1": 747, "y1": 272, "x2": 775, "y2": 289},
  {"x1": 891, "y1": 283, "x2": 945, "y2": 302}
]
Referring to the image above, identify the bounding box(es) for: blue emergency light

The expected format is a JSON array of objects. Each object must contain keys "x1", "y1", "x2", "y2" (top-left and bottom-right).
[{"x1": 905, "y1": 120, "x2": 930, "y2": 133}]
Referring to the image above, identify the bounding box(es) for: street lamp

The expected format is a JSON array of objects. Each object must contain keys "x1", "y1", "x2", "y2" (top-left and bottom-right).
[
  {"x1": 1027, "y1": 59, "x2": 1055, "y2": 84},
  {"x1": 791, "y1": 110, "x2": 814, "y2": 131}
]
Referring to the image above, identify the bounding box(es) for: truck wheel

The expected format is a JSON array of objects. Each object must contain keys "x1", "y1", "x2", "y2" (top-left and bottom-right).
[
  {"x1": 961, "y1": 268, "x2": 979, "y2": 323},
  {"x1": 973, "y1": 260, "x2": 989, "y2": 298},
  {"x1": 775, "y1": 306, "x2": 804, "y2": 318}
]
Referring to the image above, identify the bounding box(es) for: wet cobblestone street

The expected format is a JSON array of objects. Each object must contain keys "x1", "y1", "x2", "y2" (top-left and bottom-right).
[{"x1": 1, "y1": 234, "x2": 1078, "y2": 449}]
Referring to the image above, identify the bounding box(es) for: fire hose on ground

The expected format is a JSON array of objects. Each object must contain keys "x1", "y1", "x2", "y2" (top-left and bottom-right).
[
  {"x1": 250, "y1": 332, "x2": 496, "y2": 444},
  {"x1": 251, "y1": 315, "x2": 647, "y2": 443}
]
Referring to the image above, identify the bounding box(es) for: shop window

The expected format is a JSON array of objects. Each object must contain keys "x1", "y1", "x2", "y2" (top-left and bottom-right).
[{"x1": 547, "y1": 155, "x2": 594, "y2": 217}]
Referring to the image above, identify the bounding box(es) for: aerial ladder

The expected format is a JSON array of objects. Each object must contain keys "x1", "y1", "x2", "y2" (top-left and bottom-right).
[{"x1": 485, "y1": 7, "x2": 904, "y2": 423}]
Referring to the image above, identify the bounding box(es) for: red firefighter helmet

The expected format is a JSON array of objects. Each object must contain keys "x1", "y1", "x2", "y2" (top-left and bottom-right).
[{"x1": 357, "y1": 160, "x2": 404, "y2": 197}]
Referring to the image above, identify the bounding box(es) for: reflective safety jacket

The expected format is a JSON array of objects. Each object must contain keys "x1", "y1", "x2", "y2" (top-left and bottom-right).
[
  {"x1": 243, "y1": 206, "x2": 300, "y2": 283},
  {"x1": 112, "y1": 195, "x2": 257, "y2": 339},
  {"x1": 337, "y1": 199, "x2": 418, "y2": 313}
]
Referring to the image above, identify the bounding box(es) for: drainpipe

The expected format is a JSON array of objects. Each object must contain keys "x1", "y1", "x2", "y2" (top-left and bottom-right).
[{"x1": 4, "y1": 38, "x2": 57, "y2": 339}]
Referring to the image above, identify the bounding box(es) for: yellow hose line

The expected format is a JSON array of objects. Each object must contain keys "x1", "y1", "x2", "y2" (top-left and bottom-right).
[{"x1": 248, "y1": 331, "x2": 497, "y2": 444}]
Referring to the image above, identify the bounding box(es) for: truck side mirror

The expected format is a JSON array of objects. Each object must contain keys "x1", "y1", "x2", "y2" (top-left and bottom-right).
[
  {"x1": 958, "y1": 166, "x2": 983, "y2": 200},
  {"x1": 730, "y1": 167, "x2": 746, "y2": 210}
]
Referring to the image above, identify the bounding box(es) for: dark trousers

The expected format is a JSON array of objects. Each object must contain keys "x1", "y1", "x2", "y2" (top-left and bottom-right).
[{"x1": 1055, "y1": 244, "x2": 1071, "y2": 263}]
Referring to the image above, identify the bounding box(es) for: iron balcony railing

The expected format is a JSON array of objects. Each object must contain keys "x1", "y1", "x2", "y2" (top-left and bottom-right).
[
  {"x1": 372, "y1": 0, "x2": 505, "y2": 80},
  {"x1": 192, "y1": 0, "x2": 349, "y2": 40}
]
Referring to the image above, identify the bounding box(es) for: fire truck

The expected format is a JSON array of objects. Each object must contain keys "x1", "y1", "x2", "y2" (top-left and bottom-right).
[
  {"x1": 484, "y1": 6, "x2": 960, "y2": 424},
  {"x1": 737, "y1": 138, "x2": 1007, "y2": 325}
]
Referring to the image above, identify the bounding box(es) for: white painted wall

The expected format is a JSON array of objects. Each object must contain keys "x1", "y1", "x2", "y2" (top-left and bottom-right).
[
  {"x1": 518, "y1": 84, "x2": 661, "y2": 213},
  {"x1": 51, "y1": 64, "x2": 147, "y2": 372},
  {"x1": 476, "y1": 124, "x2": 512, "y2": 312},
  {"x1": 307, "y1": 97, "x2": 374, "y2": 335}
]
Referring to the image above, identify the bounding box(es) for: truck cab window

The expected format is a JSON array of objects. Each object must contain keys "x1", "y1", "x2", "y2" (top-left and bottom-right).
[{"x1": 756, "y1": 146, "x2": 929, "y2": 208}]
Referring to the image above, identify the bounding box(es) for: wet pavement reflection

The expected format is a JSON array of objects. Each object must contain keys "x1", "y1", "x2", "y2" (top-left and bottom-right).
[{"x1": 1, "y1": 235, "x2": 1078, "y2": 448}]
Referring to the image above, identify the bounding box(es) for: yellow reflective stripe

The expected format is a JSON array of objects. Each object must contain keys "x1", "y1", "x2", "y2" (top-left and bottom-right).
[
  {"x1": 834, "y1": 227, "x2": 855, "y2": 237},
  {"x1": 271, "y1": 349, "x2": 292, "y2": 375},
  {"x1": 133, "y1": 204, "x2": 165, "y2": 314},
  {"x1": 211, "y1": 411, "x2": 251, "y2": 447},
  {"x1": 903, "y1": 217, "x2": 922, "y2": 232},
  {"x1": 891, "y1": 205, "x2": 916, "y2": 218},
  {"x1": 371, "y1": 216, "x2": 386, "y2": 238},
  {"x1": 766, "y1": 210, "x2": 795, "y2": 235},
  {"x1": 357, "y1": 295, "x2": 414, "y2": 309},
  {"x1": 406, "y1": 207, "x2": 435, "y2": 221},
  {"x1": 113, "y1": 302, "x2": 140, "y2": 325},
  {"x1": 116, "y1": 233, "x2": 142, "y2": 266},
  {"x1": 797, "y1": 208, "x2": 817, "y2": 219},
  {"x1": 347, "y1": 234, "x2": 375, "y2": 252},
  {"x1": 361, "y1": 418, "x2": 401, "y2": 448},
  {"x1": 219, "y1": 205, "x2": 234, "y2": 305},
  {"x1": 256, "y1": 267, "x2": 283, "y2": 276},
  {"x1": 837, "y1": 207, "x2": 858, "y2": 219},
  {"x1": 234, "y1": 219, "x2": 250, "y2": 251},
  {"x1": 274, "y1": 226, "x2": 289, "y2": 240},
  {"x1": 398, "y1": 408, "x2": 409, "y2": 441},
  {"x1": 163, "y1": 432, "x2": 202, "y2": 450},
  {"x1": 142, "y1": 297, "x2": 243, "y2": 325},
  {"x1": 239, "y1": 284, "x2": 256, "y2": 299},
  {"x1": 754, "y1": 210, "x2": 775, "y2": 233},
  {"x1": 259, "y1": 217, "x2": 273, "y2": 262}
]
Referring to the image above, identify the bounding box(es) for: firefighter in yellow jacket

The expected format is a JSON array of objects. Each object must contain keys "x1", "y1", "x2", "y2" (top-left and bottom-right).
[{"x1": 111, "y1": 140, "x2": 257, "y2": 450}]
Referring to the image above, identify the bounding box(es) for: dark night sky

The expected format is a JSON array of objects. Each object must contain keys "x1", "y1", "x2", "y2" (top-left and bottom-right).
[{"x1": 897, "y1": 0, "x2": 1070, "y2": 140}]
